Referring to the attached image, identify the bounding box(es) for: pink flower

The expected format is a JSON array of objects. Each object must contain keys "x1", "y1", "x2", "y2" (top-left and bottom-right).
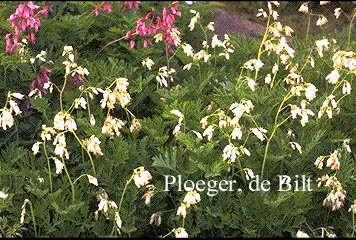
[
  {"x1": 130, "y1": 40, "x2": 135, "y2": 49},
  {"x1": 5, "y1": 1, "x2": 52, "y2": 52},
  {"x1": 94, "y1": 1, "x2": 112, "y2": 17},
  {"x1": 72, "y1": 73, "x2": 84, "y2": 86},
  {"x1": 94, "y1": 5, "x2": 100, "y2": 16},
  {"x1": 122, "y1": 1, "x2": 140, "y2": 10},
  {"x1": 30, "y1": 66, "x2": 51, "y2": 93},
  {"x1": 103, "y1": 3, "x2": 112, "y2": 13},
  {"x1": 125, "y1": 31, "x2": 131, "y2": 40},
  {"x1": 27, "y1": 1, "x2": 39, "y2": 10},
  {"x1": 125, "y1": 2, "x2": 181, "y2": 54}
]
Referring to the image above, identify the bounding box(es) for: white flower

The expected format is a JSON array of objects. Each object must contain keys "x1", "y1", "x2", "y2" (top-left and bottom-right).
[
  {"x1": 11, "y1": 92, "x2": 25, "y2": 100},
  {"x1": 251, "y1": 127, "x2": 267, "y2": 141},
  {"x1": 192, "y1": 130, "x2": 202, "y2": 139},
  {"x1": 334, "y1": 8, "x2": 342, "y2": 19},
  {"x1": 54, "y1": 158, "x2": 64, "y2": 174},
  {"x1": 296, "y1": 230, "x2": 309, "y2": 238},
  {"x1": 231, "y1": 127, "x2": 243, "y2": 140},
  {"x1": 87, "y1": 175, "x2": 98, "y2": 186},
  {"x1": 304, "y1": 83, "x2": 318, "y2": 101},
  {"x1": 298, "y1": 2, "x2": 309, "y2": 13},
  {"x1": 53, "y1": 134, "x2": 69, "y2": 159},
  {"x1": 74, "y1": 97, "x2": 87, "y2": 109},
  {"x1": 326, "y1": 150, "x2": 340, "y2": 170},
  {"x1": 183, "y1": 190, "x2": 201, "y2": 207},
  {"x1": 142, "y1": 58, "x2": 155, "y2": 70},
  {"x1": 176, "y1": 203, "x2": 187, "y2": 218},
  {"x1": 181, "y1": 43, "x2": 194, "y2": 57},
  {"x1": 202, "y1": 125, "x2": 214, "y2": 141},
  {"x1": 150, "y1": 213, "x2": 162, "y2": 226},
  {"x1": 326, "y1": 70, "x2": 340, "y2": 84},
  {"x1": 207, "y1": 22, "x2": 215, "y2": 31},
  {"x1": 315, "y1": 38, "x2": 329, "y2": 57},
  {"x1": 222, "y1": 144, "x2": 239, "y2": 163},
  {"x1": 265, "y1": 74, "x2": 272, "y2": 84},
  {"x1": 342, "y1": 81, "x2": 351, "y2": 95},
  {"x1": 32, "y1": 142, "x2": 41, "y2": 155},
  {"x1": 90, "y1": 114, "x2": 96, "y2": 125},
  {"x1": 170, "y1": 109, "x2": 184, "y2": 119},
  {"x1": 244, "y1": 59, "x2": 264, "y2": 71},
  {"x1": 183, "y1": 63, "x2": 192, "y2": 71},
  {"x1": 0, "y1": 109, "x2": 14, "y2": 130},
  {"x1": 211, "y1": 35, "x2": 223, "y2": 48},
  {"x1": 290, "y1": 105, "x2": 301, "y2": 119},
  {"x1": 289, "y1": 142, "x2": 302, "y2": 154},
  {"x1": 244, "y1": 168, "x2": 255, "y2": 180},
  {"x1": 188, "y1": 10, "x2": 200, "y2": 31},
  {"x1": 174, "y1": 227, "x2": 189, "y2": 238},
  {"x1": 115, "y1": 211, "x2": 122, "y2": 229},
  {"x1": 316, "y1": 15, "x2": 328, "y2": 26},
  {"x1": 272, "y1": 63, "x2": 279, "y2": 74},
  {"x1": 247, "y1": 78, "x2": 256, "y2": 91},
  {"x1": 133, "y1": 167, "x2": 152, "y2": 188},
  {"x1": 83, "y1": 135, "x2": 103, "y2": 157},
  {"x1": 0, "y1": 191, "x2": 8, "y2": 199},
  {"x1": 343, "y1": 139, "x2": 352, "y2": 153},
  {"x1": 63, "y1": 46, "x2": 73, "y2": 55}
]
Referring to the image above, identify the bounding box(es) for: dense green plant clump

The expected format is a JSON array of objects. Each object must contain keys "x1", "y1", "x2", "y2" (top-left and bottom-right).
[{"x1": 0, "y1": 0, "x2": 356, "y2": 238}]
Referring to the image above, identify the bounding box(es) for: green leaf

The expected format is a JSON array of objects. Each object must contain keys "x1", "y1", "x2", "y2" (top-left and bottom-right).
[{"x1": 30, "y1": 98, "x2": 49, "y2": 114}]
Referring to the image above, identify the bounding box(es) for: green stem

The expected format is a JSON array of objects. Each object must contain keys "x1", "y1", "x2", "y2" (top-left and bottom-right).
[
  {"x1": 306, "y1": 13, "x2": 311, "y2": 43},
  {"x1": 347, "y1": 10, "x2": 356, "y2": 50},
  {"x1": 43, "y1": 141, "x2": 53, "y2": 193},
  {"x1": 260, "y1": 93, "x2": 292, "y2": 180},
  {"x1": 61, "y1": 157, "x2": 75, "y2": 202},
  {"x1": 162, "y1": 229, "x2": 175, "y2": 238},
  {"x1": 72, "y1": 174, "x2": 88, "y2": 185},
  {"x1": 27, "y1": 200, "x2": 38, "y2": 237},
  {"x1": 353, "y1": 213, "x2": 355, "y2": 238},
  {"x1": 255, "y1": 15, "x2": 271, "y2": 80},
  {"x1": 59, "y1": 76, "x2": 68, "y2": 112},
  {"x1": 71, "y1": 131, "x2": 96, "y2": 176},
  {"x1": 118, "y1": 176, "x2": 133, "y2": 213}
]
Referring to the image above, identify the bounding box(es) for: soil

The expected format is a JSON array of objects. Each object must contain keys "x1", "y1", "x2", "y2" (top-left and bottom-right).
[{"x1": 212, "y1": 8, "x2": 266, "y2": 38}]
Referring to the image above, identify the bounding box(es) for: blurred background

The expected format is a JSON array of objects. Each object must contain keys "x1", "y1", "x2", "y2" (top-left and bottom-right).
[{"x1": 199, "y1": 1, "x2": 356, "y2": 39}]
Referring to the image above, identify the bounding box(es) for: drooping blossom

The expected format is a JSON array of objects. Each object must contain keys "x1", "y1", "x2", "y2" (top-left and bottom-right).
[{"x1": 6, "y1": 1, "x2": 52, "y2": 52}]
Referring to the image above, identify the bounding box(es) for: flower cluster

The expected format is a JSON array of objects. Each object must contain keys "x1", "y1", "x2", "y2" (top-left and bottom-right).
[
  {"x1": 132, "y1": 167, "x2": 155, "y2": 206},
  {"x1": 5, "y1": 1, "x2": 52, "y2": 53},
  {"x1": 122, "y1": 1, "x2": 140, "y2": 10},
  {"x1": 132, "y1": 166, "x2": 153, "y2": 188},
  {"x1": 179, "y1": 16, "x2": 235, "y2": 67},
  {"x1": 289, "y1": 100, "x2": 315, "y2": 127},
  {"x1": 298, "y1": 2, "x2": 328, "y2": 27},
  {"x1": 94, "y1": 1, "x2": 112, "y2": 16},
  {"x1": 170, "y1": 109, "x2": 184, "y2": 135},
  {"x1": 317, "y1": 175, "x2": 346, "y2": 211},
  {"x1": 156, "y1": 66, "x2": 176, "y2": 88},
  {"x1": 174, "y1": 188, "x2": 201, "y2": 238},
  {"x1": 0, "y1": 92, "x2": 24, "y2": 130},
  {"x1": 315, "y1": 140, "x2": 351, "y2": 211},
  {"x1": 29, "y1": 66, "x2": 52, "y2": 94},
  {"x1": 62, "y1": 46, "x2": 90, "y2": 87},
  {"x1": 98, "y1": 77, "x2": 131, "y2": 109},
  {"x1": 94, "y1": 190, "x2": 122, "y2": 232},
  {"x1": 126, "y1": 2, "x2": 181, "y2": 54},
  {"x1": 82, "y1": 135, "x2": 104, "y2": 157}
]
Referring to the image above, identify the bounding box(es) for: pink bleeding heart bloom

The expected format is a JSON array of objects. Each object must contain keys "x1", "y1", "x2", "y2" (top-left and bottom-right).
[
  {"x1": 94, "y1": 1, "x2": 112, "y2": 16},
  {"x1": 122, "y1": 1, "x2": 140, "y2": 10},
  {"x1": 5, "y1": 1, "x2": 52, "y2": 53},
  {"x1": 72, "y1": 73, "x2": 85, "y2": 86},
  {"x1": 29, "y1": 66, "x2": 51, "y2": 94},
  {"x1": 125, "y1": 2, "x2": 181, "y2": 54}
]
